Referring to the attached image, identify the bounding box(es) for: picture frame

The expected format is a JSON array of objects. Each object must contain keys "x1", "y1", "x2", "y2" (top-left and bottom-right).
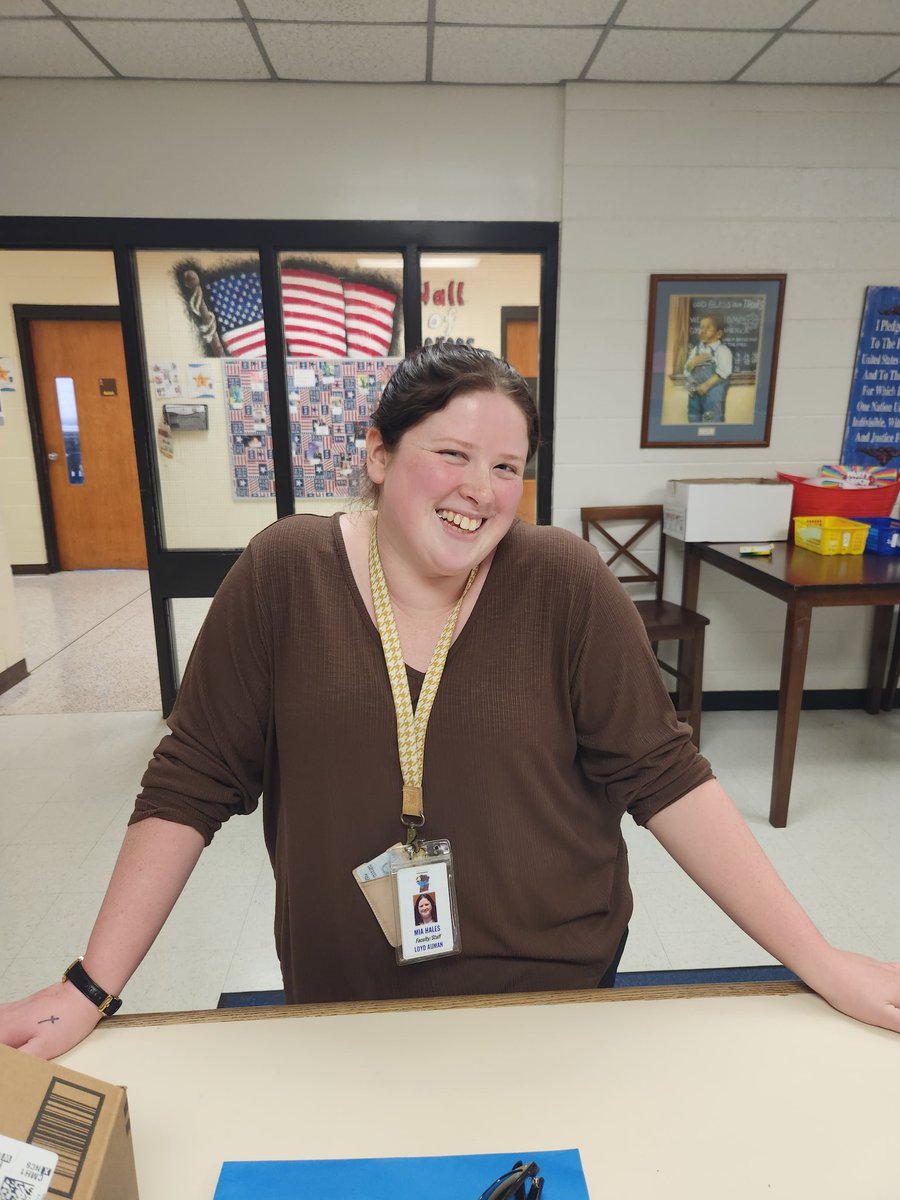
[{"x1": 640, "y1": 274, "x2": 786, "y2": 448}]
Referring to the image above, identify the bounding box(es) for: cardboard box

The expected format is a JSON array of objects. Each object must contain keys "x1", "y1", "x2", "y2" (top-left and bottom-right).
[
  {"x1": 663, "y1": 477, "x2": 793, "y2": 542},
  {"x1": 0, "y1": 1045, "x2": 139, "y2": 1200}
]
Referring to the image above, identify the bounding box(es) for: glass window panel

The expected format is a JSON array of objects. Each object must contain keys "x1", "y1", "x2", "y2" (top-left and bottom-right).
[
  {"x1": 134, "y1": 250, "x2": 277, "y2": 550},
  {"x1": 278, "y1": 252, "x2": 404, "y2": 515},
  {"x1": 419, "y1": 252, "x2": 542, "y2": 524},
  {"x1": 170, "y1": 595, "x2": 213, "y2": 688},
  {"x1": 54, "y1": 377, "x2": 84, "y2": 485}
]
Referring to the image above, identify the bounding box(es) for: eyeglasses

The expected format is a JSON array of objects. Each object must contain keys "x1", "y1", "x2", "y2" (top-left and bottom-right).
[{"x1": 478, "y1": 1159, "x2": 544, "y2": 1200}]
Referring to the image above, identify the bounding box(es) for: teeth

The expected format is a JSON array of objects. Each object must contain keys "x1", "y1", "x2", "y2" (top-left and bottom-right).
[{"x1": 437, "y1": 509, "x2": 483, "y2": 532}]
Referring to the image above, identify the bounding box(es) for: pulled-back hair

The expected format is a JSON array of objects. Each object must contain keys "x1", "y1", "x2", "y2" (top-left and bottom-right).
[{"x1": 372, "y1": 343, "x2": 540, "y2": 460}]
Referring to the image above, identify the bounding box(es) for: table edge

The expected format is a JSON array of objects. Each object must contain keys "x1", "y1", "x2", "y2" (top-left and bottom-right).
[{"x1": 105, "y1": 980, "x2": 810, "y2": 1029}]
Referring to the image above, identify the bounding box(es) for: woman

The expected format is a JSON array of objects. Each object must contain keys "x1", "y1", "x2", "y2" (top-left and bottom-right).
[
  {"x1": 414, "y1": 894, "x2": 438, "y2": 926},
  {"x1": 2, "y1": 343, "x2": 899, "y2": 1059}
]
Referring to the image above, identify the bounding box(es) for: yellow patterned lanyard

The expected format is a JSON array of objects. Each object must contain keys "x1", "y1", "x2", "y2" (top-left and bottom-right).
[{"x1": 368, "y1": 520, "x2": 478, "y2": 844}]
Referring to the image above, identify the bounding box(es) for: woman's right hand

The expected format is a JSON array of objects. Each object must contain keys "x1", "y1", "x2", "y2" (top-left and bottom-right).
[{"x1": 0, "y1": 982, "x2": 104, "y2": 1059}]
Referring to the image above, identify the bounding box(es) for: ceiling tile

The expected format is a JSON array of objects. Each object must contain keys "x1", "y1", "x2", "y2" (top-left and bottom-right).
[
  {"x1": 741, "y1": 32, "x2": 900, "y2": 83},
  {"x1": 1, "y1": 18, "x2": 111, "y2": 74},
  {"x1": 0, "y1": 0, "x2": 50, "y2": 14},
  {"x1": 58, "y1": 0, "x2": 240, "y2": 14},
  {"x1": 71, "y1": 19, "x2": 270, "y2": 78},
  {"x1": 248, "y1": 0, "x2": 426, "y2": 19},
  {"x1": 794, "y1": 0, "x2": 900, "y2": 34},
  {"x1": 588, "y1": 28, "x2": 770, "y2": 81},
  {"x1": 433, "y1": 26, "x2": 598, "y2": 83},
  {"x1": 258, "y1": 22, "x2": 426, "y2": 81},
  {"x1": 618, "y1": 0, "x2": 801, "y2": 29},
  {"x1": 437, "y1": 0, "x2": 616, "y2": 25}
]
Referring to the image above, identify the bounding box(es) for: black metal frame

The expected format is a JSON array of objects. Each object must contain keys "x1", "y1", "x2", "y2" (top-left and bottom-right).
[{"x1": 1, "y1": 217, "x2": 559, "y2": 713}]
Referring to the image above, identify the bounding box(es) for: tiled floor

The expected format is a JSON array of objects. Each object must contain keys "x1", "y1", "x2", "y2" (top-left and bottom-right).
[{"x1": 1, "y1": 570, "x2": 898, "y2": 1013}]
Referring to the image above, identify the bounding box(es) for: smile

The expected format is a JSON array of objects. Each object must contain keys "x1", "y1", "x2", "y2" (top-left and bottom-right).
[{"x1": 436, "y1": 508, "x2": 484, "y2": 532}]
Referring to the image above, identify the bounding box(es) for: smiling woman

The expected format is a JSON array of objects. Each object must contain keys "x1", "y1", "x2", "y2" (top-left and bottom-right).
[{"x1": 4, "y1": 343, "x2": 900, "y2": 1061}]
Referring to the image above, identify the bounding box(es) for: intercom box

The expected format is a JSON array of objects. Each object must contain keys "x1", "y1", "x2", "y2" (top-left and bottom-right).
[
  {"x1": 663, "y1": 477, "x2": 793, "y2": 542},
  {"x1": 0, "y1": 1045, "x2": 139, "y2": 1200}
]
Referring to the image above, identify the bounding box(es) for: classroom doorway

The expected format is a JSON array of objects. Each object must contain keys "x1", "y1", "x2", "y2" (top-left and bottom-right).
[{"x1": 18, "y1": 308, "x2": 147, "y2": 570}]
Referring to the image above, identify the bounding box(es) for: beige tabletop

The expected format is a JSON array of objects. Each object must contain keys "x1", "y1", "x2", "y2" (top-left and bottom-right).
[{"x1": 60, "y1": 984, "x2": 900, "y2": 1200}]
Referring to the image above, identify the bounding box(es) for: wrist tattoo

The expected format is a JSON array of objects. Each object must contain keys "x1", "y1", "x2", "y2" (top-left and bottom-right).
[{"x1": 38, "y1": 1015, "x2": 60, "y2": 1024}]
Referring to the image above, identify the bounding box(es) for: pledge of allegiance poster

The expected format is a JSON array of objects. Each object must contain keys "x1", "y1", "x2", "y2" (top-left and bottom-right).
[{"x1": 840, "y1": 286, "x2": 900, "y2": 469}]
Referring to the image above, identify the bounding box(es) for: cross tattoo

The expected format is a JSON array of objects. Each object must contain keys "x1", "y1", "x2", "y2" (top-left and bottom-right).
[{"x1": 38, "y1": 1015, "x2": 59, "y2": 1025}]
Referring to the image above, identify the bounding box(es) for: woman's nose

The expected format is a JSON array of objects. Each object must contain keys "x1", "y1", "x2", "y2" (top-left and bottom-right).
[{"x1": 460, "y1": 467, "x2": 493, "y2": 505}]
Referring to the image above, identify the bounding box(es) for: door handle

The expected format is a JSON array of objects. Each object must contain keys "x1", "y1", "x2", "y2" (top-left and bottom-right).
[{"x1": 47, "y1": 452, "x2": 60, "y2": 461}]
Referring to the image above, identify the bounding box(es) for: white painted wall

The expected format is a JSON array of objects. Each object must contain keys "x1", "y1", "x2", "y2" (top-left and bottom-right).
[{"x1": 556, "y1": 83, "x2": 900, "y2": 693}]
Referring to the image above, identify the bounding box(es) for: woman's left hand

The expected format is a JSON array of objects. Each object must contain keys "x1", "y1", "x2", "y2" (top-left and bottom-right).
[{"x1": 804, "y1": 948, "x2": 900, "y2": 1034}]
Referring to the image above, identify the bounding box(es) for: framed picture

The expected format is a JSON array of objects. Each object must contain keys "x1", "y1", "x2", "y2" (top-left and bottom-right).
[{"x1": 641, "y1": 274, "x2": 786, "y2": 448}]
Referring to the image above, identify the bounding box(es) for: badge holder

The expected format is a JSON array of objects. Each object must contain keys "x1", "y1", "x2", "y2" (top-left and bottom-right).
[{"x1": 389, "y1": 836, "x2": 461, "y2": 965}]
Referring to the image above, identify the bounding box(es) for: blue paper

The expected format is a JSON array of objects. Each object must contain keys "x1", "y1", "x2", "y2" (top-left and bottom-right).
[{"x1": 213, "y1": 1148, "x2": 590, "y2": 1199}]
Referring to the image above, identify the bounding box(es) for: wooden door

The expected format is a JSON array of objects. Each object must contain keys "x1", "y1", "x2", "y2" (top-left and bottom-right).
[
  {"x1": 504, "y1": 315, "x2": 539, "y2": 524},
  {"x1": 30, "y1": 319, "x2": 147, "y2": 569}
]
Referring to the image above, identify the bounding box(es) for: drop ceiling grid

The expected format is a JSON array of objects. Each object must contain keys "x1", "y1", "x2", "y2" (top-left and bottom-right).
[{"x1": 1, "y1": 0, "x2": 900, "y2": 84}]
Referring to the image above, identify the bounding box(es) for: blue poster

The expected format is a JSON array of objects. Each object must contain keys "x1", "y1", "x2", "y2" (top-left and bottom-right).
[
  {"x1": 840, "y1": 286, "x2": 900, "y2": 469},
  {"x1": 213, "y1": 1148, "x2": 590, "y2": 1199}
]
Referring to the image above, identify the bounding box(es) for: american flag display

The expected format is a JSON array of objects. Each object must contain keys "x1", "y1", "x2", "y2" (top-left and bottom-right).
[
  {"x1": 198, "y1": 264, "x2": 399, "y2": 362},
  {"x1": 344, "y1": 281, "x2": 397, "y2": 358},
  {"x1": 206, "y1": 270, "x2": 268, "y2": 358},
  {"x1": 282, "y1": 269, "x2": 347, "y2": 357}
]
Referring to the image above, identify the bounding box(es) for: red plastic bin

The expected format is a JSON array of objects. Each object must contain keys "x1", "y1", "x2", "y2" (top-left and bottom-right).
[{"x1": 777, "y1": 472, "x2": 900, "y2": 520}]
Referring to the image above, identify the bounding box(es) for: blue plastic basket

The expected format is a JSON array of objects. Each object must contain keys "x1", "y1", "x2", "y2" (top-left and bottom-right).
[{"x1": 861, "y1": 516, "x2": 900, "y2": 555}]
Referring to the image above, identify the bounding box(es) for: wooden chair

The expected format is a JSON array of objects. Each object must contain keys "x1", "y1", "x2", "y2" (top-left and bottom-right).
[{"x1": 581, "y1": 505, "x2": 709, "y2": 748}]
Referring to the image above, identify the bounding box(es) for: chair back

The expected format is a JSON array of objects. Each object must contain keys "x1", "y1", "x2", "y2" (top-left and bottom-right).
[{"x1": 580, "y1": 505, "x2": 666, "y2": 604}]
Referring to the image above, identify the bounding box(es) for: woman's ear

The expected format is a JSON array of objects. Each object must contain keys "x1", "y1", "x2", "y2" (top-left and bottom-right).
[{"x1": 365, "y1": 426, "x2": 389, "y2": 485}]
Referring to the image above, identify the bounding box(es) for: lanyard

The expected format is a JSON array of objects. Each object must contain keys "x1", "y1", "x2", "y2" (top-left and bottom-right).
[{"x1": 368, "y1": 520, "x2": 477, "y2": 843}]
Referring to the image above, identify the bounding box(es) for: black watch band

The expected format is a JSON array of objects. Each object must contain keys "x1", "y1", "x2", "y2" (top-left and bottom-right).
[{"x1": 63, "y1": 958, "x2": 122, "y2": 1017}]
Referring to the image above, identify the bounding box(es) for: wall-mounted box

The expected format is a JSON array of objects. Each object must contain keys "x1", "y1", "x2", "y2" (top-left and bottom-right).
[
  {"x1": 162, "y1": 403, "x2": 208, "y2": 431},
  {"x1": 663, "y1": 478, "x2": 793, "y2": 542}
]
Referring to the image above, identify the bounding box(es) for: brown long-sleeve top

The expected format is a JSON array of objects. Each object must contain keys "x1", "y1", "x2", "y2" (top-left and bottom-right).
[{"x1": 132, "y1": 514, "x2": 713, "y2": 1003}]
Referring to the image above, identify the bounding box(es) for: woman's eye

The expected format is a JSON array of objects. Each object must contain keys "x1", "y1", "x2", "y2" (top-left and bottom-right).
[
  {"x1": 496, "y1": 463, "x2": 519, "y2": 475},
  {"x1": 439, "y1": 449, "x2": 465, "y2": 459}
]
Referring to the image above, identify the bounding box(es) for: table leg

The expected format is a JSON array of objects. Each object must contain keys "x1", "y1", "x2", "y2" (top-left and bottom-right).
[
  {"x1": 866, "y1": 605, "x2": 894, "y2": 714},
  {"x1": 770, "y1": 597, "x2": 812, "y2": 828},
  {"x1": 676, "y1": 543, "x2": 702, "y2": 712}
]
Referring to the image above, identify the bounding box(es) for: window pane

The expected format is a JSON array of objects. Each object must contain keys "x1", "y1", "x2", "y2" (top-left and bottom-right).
[
  {"x1": 419, "y1": 252, "x2": 542, "y2": 523},
  {"x1": 54, "y1": 376, "x2": 84, "y2": 485},
  {"x1": 134, "y1": 250, "x2": 278, "y2": 550},
  {"x1": 278, "y1": 252, "x2": 404, "y2": 514}
]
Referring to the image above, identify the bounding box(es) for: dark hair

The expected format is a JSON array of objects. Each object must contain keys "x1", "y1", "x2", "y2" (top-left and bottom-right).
[{"x1": 372, "y1": 343, "x2": 540, "y2": 460}]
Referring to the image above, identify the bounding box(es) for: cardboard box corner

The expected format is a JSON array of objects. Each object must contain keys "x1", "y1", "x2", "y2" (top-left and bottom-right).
[{"x1": 0, "y1": 1044, "x2": 139, "y2": 1200}]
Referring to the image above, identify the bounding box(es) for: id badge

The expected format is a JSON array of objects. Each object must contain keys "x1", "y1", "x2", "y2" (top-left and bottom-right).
[{"x1": 389, "y1": 839, "x2": 461, "y2": 965}]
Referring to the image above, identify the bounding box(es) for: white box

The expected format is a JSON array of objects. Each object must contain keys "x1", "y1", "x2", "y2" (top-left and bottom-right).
[{"x1": 663, "y1": 477, "x2": 793, "y2": 542}]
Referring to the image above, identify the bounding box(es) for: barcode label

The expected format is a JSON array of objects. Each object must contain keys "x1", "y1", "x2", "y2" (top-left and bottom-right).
[
  {"x1": 26, "y1": 1079, "x2": 104, "y2": 1199},
  {"x1": 0, "y1": 1134, "x2": 57, "y2": 1200}
]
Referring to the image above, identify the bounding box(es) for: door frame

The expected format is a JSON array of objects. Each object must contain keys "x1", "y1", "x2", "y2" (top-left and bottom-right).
[{"x1": 15, "y1": 304, "x2": 127, "y2": 574}]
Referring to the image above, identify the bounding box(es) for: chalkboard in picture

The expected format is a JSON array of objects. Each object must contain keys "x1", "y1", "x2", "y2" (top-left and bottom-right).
[{"x1": 641, "y1": 275, "x2": 786, "y2": 448}]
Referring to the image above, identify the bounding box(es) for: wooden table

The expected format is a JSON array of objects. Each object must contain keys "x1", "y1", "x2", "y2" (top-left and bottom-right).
[
  {"x1": 679, "y1": 540, "x2": 900, "y2": 826},
  {"x1": 57, "y1": 982, "x2": 900, "y2": 1200}
]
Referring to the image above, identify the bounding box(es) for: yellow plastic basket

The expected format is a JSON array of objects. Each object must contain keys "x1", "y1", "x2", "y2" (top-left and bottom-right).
[{"x1": 793, "y1": 516, "x2": 870, "y2": 556}]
